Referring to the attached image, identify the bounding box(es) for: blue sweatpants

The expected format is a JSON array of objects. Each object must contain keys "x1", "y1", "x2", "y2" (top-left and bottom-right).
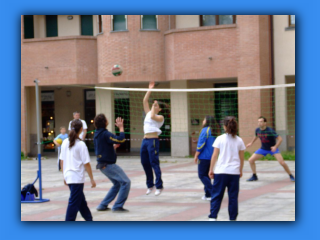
[
  {"x1": 66, "y1": 183, "x2": 92, "y2": 221},
  {"x1": 208, "y1": 174, "x2": 240, "y2": 220},
  {"x1": 140, "y1": 138, "x2": 163, "y2": 189},
  {"x1": 198, "y1": 159, "x2": 213, "y2": 198}
]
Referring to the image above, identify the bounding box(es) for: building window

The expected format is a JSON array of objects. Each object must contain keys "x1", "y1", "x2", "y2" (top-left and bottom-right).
[
  {"x1": 98, "y1": 15, "x2": 103, "y2": 33},
  {"x1": 289, "y1": 15, "x2": 295, "y2": 27},
  {"x1": 112, "y1": 15, "x2": 127, "y2": 31},
  {"x1": 46, "y1": 15, "x2": 58, "y2": 37},
  {"x1": 200, "y1": 15, "x2": 236, "y2": 26},
  {"x1": 141, "y1": 15, "x2": 158, "y2": 30},
  {"x1": 81, "y1": 15, "x2": 93, "y2": 36},
  {"x1": 24, "y1": 15, "x2": 34, "y2": 39}
]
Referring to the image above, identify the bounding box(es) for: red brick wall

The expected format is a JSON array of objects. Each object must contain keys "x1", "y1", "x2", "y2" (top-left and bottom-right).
[
  {"x1": 97, "y1": 15, "x2": 170, "y2": 83},
  {"x1": 237, "y1": 15, "x2": 272, "y2": 150},
  {"x1": 21, "y1": 37, "x2": 97, "y2": 86},
  {"x1": 164, "y1": 24, "x2": 239, "y2": 81}
]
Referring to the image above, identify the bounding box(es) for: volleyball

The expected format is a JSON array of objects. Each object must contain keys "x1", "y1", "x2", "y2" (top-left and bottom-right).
[
  {"x1": 112, "y1": 65, "x2": 123, "y2": 76},
  {"x1": 56, "y1": 138, "x2": 63, "y2": 145}
]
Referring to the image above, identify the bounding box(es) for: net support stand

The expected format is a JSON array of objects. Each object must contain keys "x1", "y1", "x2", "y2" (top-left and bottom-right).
[{"x1": 21, "y1": 79, "x2": 50, "y2": 203}]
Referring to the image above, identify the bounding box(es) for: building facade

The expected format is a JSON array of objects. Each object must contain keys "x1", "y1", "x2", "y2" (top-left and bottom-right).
[{"x1": 21, "y1": 15, "x2": 295, "y2": 157}]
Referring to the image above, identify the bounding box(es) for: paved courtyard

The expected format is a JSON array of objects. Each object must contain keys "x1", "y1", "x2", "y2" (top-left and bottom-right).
[{"x1": 21, "y1": 157, "x2": 295, "y2": 221}]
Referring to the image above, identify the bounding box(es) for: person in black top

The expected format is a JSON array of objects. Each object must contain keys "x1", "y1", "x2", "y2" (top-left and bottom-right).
[
  {"x1": 94, "y1": 114, "x2": 131, "y2": 212},
  {"x1": 246, "y1": 116, "x2": 295, "y2": 182}
]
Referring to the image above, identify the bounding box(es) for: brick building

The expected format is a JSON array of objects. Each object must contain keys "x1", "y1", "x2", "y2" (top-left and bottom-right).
[{"x1": 21, "y1": 15, "x2": 295, "y2": 157}]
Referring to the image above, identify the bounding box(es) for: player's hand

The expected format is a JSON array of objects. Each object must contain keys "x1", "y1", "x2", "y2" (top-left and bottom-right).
[
  {"x1": 91, "y1": 179, "x2": 96, "y2": 188},
  {"x1": 246, "y1": 143, "x2": 252, "y2": 148},
  {"x1": 149, "y1": 81, "x2": 155, "y2": 89},
  {"x1": 240, "y1": 171, "x2": 243, "y2": 178},
  {"x1": 271, "y1": 146, "x2": 277, "y2": 152},
  {"x1": 194, "y1": 157, "x2": 198, "y2": 164},
  {"x1": 64, "y1": 180, "x2": 67, "y2": 186},
  {"x1": 115, "y1": 117, "x2": 124, "y2": 128},
  {"x1": 209, "y1": 170, "x2": 214, "y2": 179},
  {"x1": 113, "y1": 144, "x2": 120, "y2": 150}
]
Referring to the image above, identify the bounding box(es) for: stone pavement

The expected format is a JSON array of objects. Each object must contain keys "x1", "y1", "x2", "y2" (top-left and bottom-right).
[{"x1": 21, "y1": 157, "x2": 295, "y2": 221}]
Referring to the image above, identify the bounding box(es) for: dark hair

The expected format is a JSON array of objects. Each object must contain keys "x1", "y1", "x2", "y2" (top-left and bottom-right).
[
  {"x1": 223, "y1": 116, "x2": 237, "y2": 138},
  {"x1": 94, "y1": 113, "x2": 107, "y2": 129},
  {"x1": 258, "y1": 116, "x2": 267, "y2": 122},
  {"x1": 153, "y1": 100, "x2": 166, "y2": 110},
  {"x1": 69, "y1": 119, "x2": 83, "y2": 148},
  {"x1": 203, "y1": 115, "x2": 220, "y2": 137}
]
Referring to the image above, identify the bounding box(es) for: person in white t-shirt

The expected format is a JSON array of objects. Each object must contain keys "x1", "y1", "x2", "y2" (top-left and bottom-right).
[
  {"x1": 68, "y1": 111, "x2": 87, "y2": 141},
  {"x1": 141, "y1": 81, "x2": 165, "y2": 196},
  {"x1": 60, "y1": 119, "x2": 96, "y2": 221},
  {"x1": 208, "y1": 116, "x2": 246, "y2": 221}
]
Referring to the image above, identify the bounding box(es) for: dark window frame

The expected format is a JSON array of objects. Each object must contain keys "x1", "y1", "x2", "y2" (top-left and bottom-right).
[
  {"x1": 112, "y1": 15, "x2": 127, "y2": 32},
  {"x1": 24, "y1": 15, "x2": 34, "y2": 39},
  {"x1": 98, "y1": 15, "x2": 103, "y2": 33},
  {"x1": 141, "y1": 15, "x2": 158, "y2": 30},
  {"x1": 80, "y1": 15, "x2": 94, "y2": 36},
  {"x1": 45, "y1": 15, "x2": 58, "y2": 37},
  {"x1": 200, "y1": 15, "x2": 236, "y2": 26}
]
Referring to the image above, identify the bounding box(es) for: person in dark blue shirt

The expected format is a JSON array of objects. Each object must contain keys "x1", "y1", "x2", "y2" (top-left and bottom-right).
[
  {"x1": 94, "y1": 114, "x2": 131, "y2": 213},
  {"x1": 246, "y1": 116, "x2": 295, "y2": 182},
  {"x1": 194, "y1": 116, "x2": 219, "y2": 200}
]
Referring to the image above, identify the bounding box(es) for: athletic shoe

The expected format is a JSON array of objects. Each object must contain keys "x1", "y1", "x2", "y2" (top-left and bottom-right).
[
  {"x1": 247, "y1": 174, "x2": 258, "y2": 181},
  {"x1": 112, "y1": 207, "x2": 129, "y2": 213},
  {"x1": 96, "y1": 205, "x2": 111, "y2": 211},
  {"x1": 290, "y1": 175, "x2": 295, "y2": 182},
  {"x1": 146, "y1": 187, "x2": 154, "y2": 195},
  {"x1": 202, "y1": 196, "x2": 211, "y2": 201},
  {"x1": 155, "y1": 188, "x2": 163, "y2": 196},
  {"x1": 209, "y1": 218, "x2": 217, "y2": 221}
]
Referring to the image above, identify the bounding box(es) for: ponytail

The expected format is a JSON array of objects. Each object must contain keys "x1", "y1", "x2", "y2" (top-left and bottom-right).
[
  {"x1": 69, "y1": 119, "x2": 83, "y2": 148},
  {"x1": 223, "y1": 116, "x2": 237, "y2": 138}
]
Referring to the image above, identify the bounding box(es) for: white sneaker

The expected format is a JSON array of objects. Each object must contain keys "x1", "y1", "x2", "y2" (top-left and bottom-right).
[
  {"x1": 209, "y1": 218, "x2": 217, "y2": 221},
  {"x1": 202, "y1": 196, "x2": 211, "y2": 201},
  {"x1": 146, "y1": 187, "x2": 154, "y2": 195},
  {"x1": 155, "y1": 188, "x2": 163, "y2": 196}
]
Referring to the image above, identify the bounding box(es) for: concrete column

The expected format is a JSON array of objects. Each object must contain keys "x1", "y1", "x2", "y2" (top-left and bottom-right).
[
  {"x1": 95, "y1": 83, "x2": 115, "y2": 133},
  {"x1": 275, "y1": 84, "x2": 287, "y2": 152},
  {"x1": 170, "y1": 80, "x2": 190, "y2": 157}
]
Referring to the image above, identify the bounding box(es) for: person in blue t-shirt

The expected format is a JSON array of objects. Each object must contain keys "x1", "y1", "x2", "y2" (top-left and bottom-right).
[
  {"x1": 246, "y1": 116, "x2": 295, "y2": 182},
  {"x1": 194, "y1": 116, "x2": 220, "y2": 201},
  {"x1": 53, "y1": 126, "x2": 68, "y2": 171}
]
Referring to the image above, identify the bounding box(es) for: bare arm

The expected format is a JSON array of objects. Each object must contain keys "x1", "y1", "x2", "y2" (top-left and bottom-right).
[
  {"x1": 150, "y1": 102, "x2": 164, "y2": 122},
  {"x1": 209, "y1": 148, "x2": 220, "y2": 179},
  {"x1": 239, "y1": 150, "x2": 244, "y2": 178},
  {"x1": 271, "y1": 136, "x2": 282, "y2": 152},
  {"x1": 246, "y1": 136, "x2": 259, "y2": 148},
  {"x1": 84, "y1": 163, "x2": 96, "y2": 188},
  {"x1": 194, "y1": 151, "x2": 201, "y2": 164},
  {"x1": 53, "y1": 140, "x2": 60, "y2": 147},
  {"x1": 60, "y1": 160, "x2": 67, "y2": 186},
  {"x1": 82, "y1": 129, "x2": 87, "y2": 141},
  {"x1": 143, "y1": 82, "x2": 155, "y2": 114}
]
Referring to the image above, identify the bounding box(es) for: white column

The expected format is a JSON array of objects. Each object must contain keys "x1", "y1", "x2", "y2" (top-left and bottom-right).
[
  {"x1": 95, "y1": 83, "x2": 115, "y2": 133},
  {"x1": 170, "y1": 80, "x2": 190, "y2": 157}
]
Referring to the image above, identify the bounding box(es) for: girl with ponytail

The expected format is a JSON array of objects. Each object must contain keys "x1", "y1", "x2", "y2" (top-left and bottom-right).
[
  {"x1": 59, "y1": 119, "x2": 96, "y2": 221},
  {"x1": 208, "y1": 116, "x2": 246, "y2": 221}
]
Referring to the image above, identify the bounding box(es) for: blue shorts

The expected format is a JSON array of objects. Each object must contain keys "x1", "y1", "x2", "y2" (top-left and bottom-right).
[{"x1": 255, "y1": 148, "x2": 280, "y2": 156}]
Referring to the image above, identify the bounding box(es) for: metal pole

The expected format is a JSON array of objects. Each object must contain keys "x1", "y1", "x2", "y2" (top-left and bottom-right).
[{"x1": 34, "y1": 79, "x2": 43, "y2": 200}]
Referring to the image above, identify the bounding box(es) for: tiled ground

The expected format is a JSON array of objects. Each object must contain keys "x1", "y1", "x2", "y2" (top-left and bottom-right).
[{"x1": 21, "y1": 157, "x2": 295, "y2": 221}]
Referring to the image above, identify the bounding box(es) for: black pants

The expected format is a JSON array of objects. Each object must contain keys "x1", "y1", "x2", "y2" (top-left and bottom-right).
[
  {"x1": 66, "y1": 183, "x2": 92, "y2": 221},
  {"x1": 208, "y1": 174, "x2": 240, "y2": 220}
]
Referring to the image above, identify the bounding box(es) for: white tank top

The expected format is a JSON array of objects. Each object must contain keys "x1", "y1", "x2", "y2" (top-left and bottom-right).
[{"x1": 143, "y1": 111, "x2": 164, "y2": 135}]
